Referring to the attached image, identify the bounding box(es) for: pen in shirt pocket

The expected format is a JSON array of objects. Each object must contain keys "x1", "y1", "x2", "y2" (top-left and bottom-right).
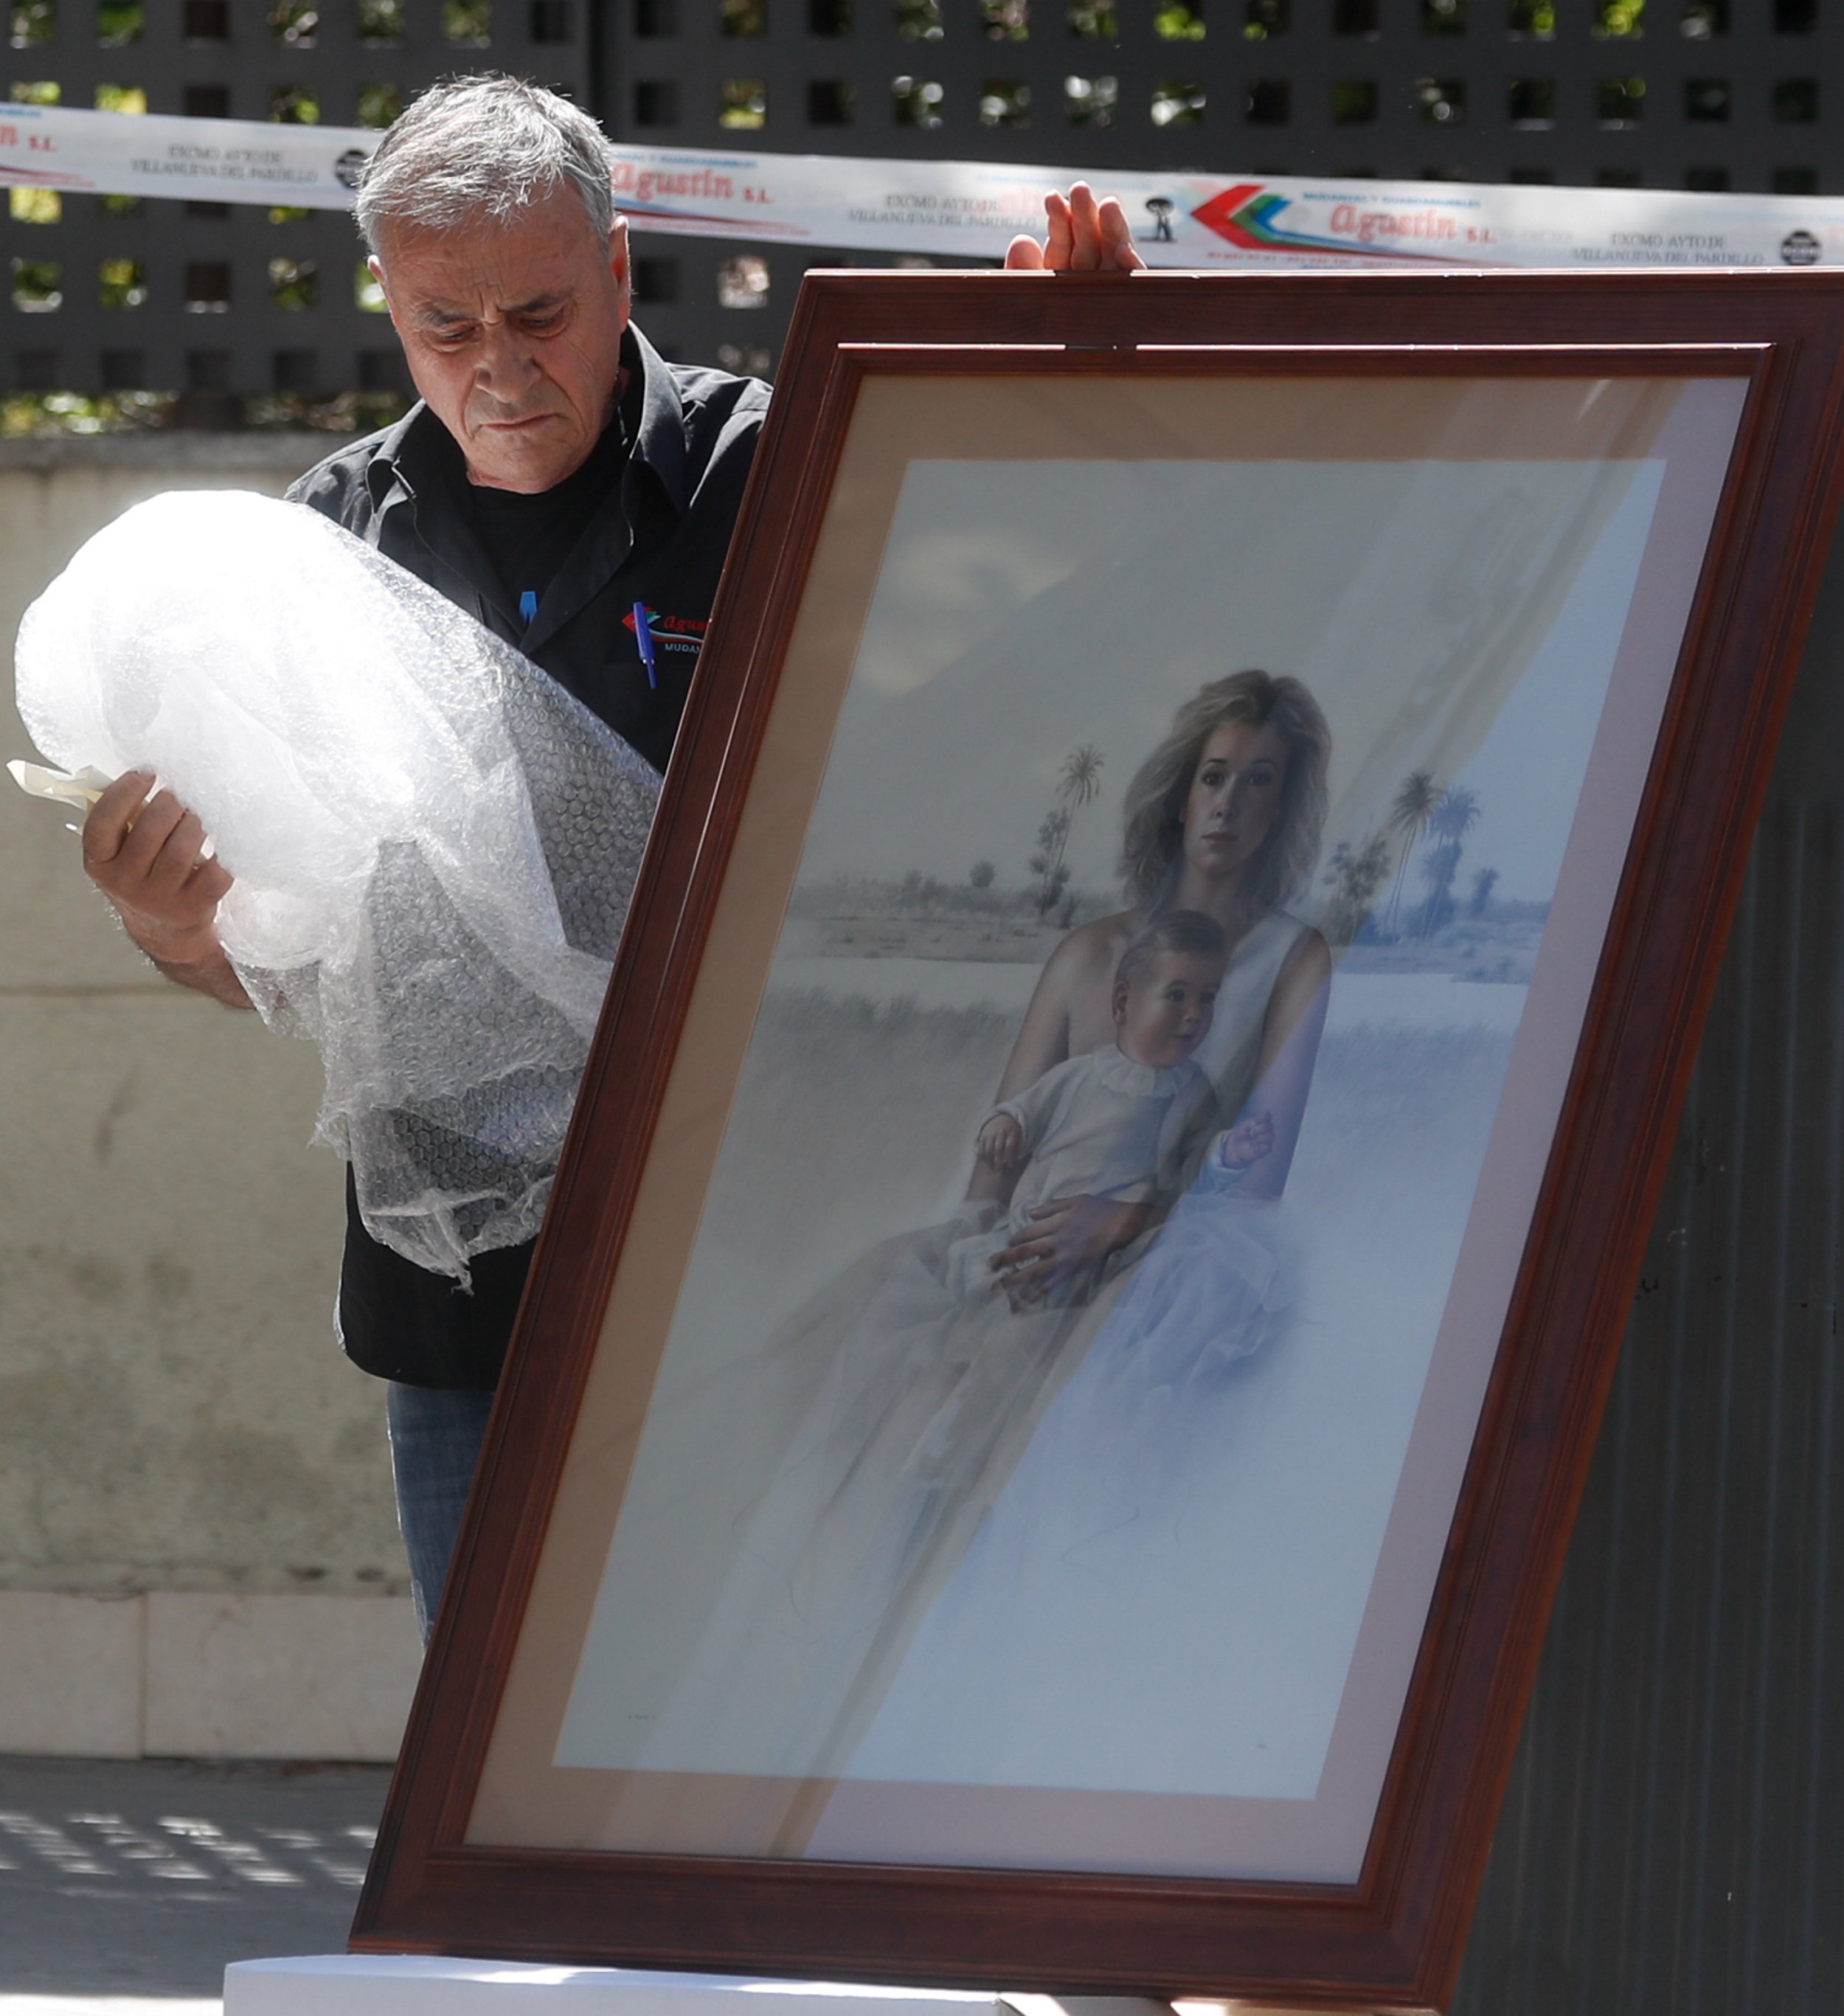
[{"x1": 632, "y1": 601, "x2": 659, "y2": 690}]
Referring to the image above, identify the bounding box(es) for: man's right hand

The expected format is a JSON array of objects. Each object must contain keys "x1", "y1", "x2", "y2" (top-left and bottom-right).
[
  {"x1": 1005, "y1": 182, "x2": 1146, "y2": 274},
  {"x1": 83, "y1": 769, "x2": 252, "y2": 1007}
]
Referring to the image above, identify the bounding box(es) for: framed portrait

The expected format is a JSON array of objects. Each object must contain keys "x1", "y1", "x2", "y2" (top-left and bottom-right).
[{"x1": 352, "y1": 271, "x2": 1844, "y2": 2010}]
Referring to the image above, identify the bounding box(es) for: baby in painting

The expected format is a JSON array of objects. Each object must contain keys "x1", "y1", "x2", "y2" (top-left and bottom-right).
[{"x1": 946, "y1": 910, "x2": 1267, "y2": 1309}]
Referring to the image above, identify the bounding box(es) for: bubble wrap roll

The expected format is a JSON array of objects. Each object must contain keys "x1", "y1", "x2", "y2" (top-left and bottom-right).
[{"x1": 15, "y1": 489, "x2": 661, "y2": 1284}]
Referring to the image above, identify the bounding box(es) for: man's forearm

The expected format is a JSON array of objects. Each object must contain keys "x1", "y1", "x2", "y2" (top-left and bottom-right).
[
  {"x1": 116, "y1": 910, "x2": 254, "y2": 1010},
  {"x1": 146, "y1": 946, "x2": 255, "y2": 1010}
]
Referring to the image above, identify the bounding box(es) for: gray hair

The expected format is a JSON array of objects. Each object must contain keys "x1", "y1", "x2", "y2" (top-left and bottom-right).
[
  {"x1": 1118, "y1": 671, "x2": 1331, "y2": 918},
  {"x1": 354, "y1": 74, "x2": 614, "y2": 254}
]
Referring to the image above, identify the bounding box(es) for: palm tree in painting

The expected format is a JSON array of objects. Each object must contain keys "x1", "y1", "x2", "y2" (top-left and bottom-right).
[
  {"x1": 1415, "y1": 785, "x2": 1481, "y2": 938},
  {"x1": 1430, "y1": 783, "x2": 1480, "y2": 848},
  {"x1": 1031, "y1": 743, "x2": 1104, "y2": 917},
  {"x1": 1060, "y1": 743, "x2": 1104, "y2": 817},
  {"x1": 1383, "y1": 769, "x2": 1443, "y2": 937}
]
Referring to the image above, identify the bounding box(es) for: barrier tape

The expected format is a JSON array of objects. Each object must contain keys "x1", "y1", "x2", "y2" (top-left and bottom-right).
[
  {"x1": 0, "y1": 100, "x2": 374, "y2": 209},
  {"x1": 4, "y1": 99, "x2": 1843, "y2": 270}
]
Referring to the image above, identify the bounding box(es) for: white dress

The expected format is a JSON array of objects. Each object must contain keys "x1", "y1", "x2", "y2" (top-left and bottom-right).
[{"x1": 600, "y1": 908, "x2": 1315, "y2": 1817}]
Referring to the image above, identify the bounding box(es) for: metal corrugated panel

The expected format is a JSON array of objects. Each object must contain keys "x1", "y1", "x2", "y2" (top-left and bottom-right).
[{"x1": 1452, "y1": 550, "x2": 1844, "y2": 2014}]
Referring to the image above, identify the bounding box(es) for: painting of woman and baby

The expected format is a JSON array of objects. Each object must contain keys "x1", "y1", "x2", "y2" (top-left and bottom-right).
[{"x1": 556, "y1": 668, "x2": 1345, "y2": 1818}]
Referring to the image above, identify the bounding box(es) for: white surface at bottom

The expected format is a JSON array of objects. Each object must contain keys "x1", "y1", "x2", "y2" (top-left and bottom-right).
[
  {"x1": 0, "y1": 2002, "x2": 221, "y2": 2016},
  {"x1": 223, "y1": 1958, "x2": 1001, "y2": 2016}
]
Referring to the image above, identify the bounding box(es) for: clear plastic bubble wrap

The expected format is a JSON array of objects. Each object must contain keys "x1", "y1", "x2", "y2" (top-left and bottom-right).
[{"x1": 14, "y1": 490, "x2": 661, "y2": 1283}]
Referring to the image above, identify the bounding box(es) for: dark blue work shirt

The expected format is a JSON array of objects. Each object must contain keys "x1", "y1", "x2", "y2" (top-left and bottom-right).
[{"x1": 288, "y1": 324, "x2": 769, "y2": 1389}]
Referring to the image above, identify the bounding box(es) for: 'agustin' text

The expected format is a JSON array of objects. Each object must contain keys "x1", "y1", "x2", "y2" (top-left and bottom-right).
[
  {"x1": 609, "y1": 162, "x2": 734, "y2": 205},
  {"x1": 1328, "y1": 204, "x2": 1460, "y2": 245}
]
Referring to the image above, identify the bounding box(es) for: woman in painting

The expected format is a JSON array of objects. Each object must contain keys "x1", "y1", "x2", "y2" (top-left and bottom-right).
[
  {"x1": 971, "y1": 667, "x2": 1332, "y2": 1309},
  {"x1": 612, "y1": 672, "x2": 1333, "y2": 1818}
]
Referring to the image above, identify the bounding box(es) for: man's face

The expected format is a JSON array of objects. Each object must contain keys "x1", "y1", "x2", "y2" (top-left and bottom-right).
[{"x1": 372, "y1": 184, "x2": 631, "y2": 493}]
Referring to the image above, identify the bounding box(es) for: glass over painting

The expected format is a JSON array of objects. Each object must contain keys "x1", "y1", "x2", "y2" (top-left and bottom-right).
[{"x1": 464, "y1": 366, "x2": 1747, "y2": 1887}]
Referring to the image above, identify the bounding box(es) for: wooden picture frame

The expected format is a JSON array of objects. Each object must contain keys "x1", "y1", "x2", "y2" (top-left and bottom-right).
[{"x1": 351, "y1": 270, "x2": 1844, "y2": 2012}]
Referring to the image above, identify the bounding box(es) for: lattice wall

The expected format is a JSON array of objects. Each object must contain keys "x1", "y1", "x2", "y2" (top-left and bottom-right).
[
  {"x1": 615, "y1": 0, "x2": 1844, "y2": 378},
  {"x1": 2, "y1": 0, "x2": 589, "y2": 403},
  {"x1": 5, "y1": 5, "x2": 1841, "y2": 414}
]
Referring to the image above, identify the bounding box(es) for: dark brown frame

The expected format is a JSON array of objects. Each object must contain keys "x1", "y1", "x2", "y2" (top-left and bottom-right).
[{"x1": 350, "y1": 269, "x2": 1844, "y2": 2013}]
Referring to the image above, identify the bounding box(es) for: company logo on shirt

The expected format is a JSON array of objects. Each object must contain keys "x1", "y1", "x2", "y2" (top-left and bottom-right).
[{"x1": 624, "y1": 606, "x2": 708, "y2": 654}]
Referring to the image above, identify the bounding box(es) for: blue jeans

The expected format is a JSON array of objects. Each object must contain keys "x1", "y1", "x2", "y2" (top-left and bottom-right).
[{"x1": 385, "y1": 1382, "x2": 496, "y2": 1643}]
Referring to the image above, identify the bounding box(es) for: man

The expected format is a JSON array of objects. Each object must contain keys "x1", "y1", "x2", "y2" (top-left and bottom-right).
[{"x1": 79, "y1": 76, "x2": 1143, "y2": 1638}]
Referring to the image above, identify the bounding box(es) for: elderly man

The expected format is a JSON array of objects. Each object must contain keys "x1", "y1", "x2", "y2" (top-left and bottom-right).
[{"x1": 79, "y1": 75, "x2": 1142, "y2": 1638}]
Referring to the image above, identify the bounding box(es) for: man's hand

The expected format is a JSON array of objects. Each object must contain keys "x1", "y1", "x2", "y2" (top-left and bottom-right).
[
  {"x1": 83, "y1": 770, "x2": 252, "y2": 1008},
  {"x1": 1005, "y1": 182, "x2": 1146, "y2": 274}
]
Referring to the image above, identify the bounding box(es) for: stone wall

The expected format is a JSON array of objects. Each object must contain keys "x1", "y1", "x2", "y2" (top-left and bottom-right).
[{"x1": 0, "y1": 436, "x2": 420, "y2": 1759}]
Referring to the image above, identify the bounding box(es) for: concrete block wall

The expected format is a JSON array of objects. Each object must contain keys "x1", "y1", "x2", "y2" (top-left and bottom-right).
[{"x1": 0, "y1": 434, "x2": 420, "y2": 1761}]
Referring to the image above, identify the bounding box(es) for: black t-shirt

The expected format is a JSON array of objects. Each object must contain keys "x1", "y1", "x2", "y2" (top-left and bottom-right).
[
  {"x1": 288, "y1": 328, "x2": 769, "y2": 1390},
  {"x1": 460, "y1": 413, "x2": 631, "y2": 622}
]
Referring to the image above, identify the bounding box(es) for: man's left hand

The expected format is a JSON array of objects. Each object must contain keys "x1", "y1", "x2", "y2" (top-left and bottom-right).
[{"x1": 1005, "y1": 181, "x2": 1146, "y2": 274}]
